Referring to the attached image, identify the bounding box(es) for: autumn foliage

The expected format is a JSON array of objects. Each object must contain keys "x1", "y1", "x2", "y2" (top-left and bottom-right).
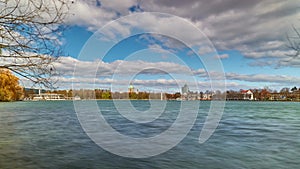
[{"x1": 0, "y1": 69, "x2": 23, "y2": 101}]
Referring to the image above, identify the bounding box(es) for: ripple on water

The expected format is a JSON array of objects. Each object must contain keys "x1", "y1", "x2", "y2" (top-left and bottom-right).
[{"x1": 0, "y1": 101, "x2": 299, "y2": 168}]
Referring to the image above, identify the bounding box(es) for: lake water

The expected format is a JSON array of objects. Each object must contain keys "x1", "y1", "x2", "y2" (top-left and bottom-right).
[{"x1": 0, "y1": 101, "x2": 299, "y2": 169}]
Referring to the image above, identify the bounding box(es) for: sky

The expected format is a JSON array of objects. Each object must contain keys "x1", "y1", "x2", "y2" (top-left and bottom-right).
[{"x1": 40, "y1": 0, "x2": 300, "y2": 92}]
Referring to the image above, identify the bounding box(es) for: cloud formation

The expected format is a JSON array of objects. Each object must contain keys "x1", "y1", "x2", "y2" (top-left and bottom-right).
[
  {"x1": 65, "y1": 0, "x2": 299, "y2": 67},
  {"x1": 49, "y1": 57, "x2": 300, "y2": 91},
  {"x1": 55, "y1": 56, "x2": 197, "y2": 77},
  {"x1": 49, "y1": 1, "x2": 300, "y2": 91}
]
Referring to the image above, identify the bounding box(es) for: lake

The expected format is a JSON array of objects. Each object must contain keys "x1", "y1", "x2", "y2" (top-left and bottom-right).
[{"x1": 0, "y1": 101, "x2": 299, "y2": 169}]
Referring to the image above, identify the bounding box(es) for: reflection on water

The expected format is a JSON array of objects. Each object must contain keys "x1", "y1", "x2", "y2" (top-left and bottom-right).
[{"x1": 0, "y1": 101, "x2": 299, "y2": 168}]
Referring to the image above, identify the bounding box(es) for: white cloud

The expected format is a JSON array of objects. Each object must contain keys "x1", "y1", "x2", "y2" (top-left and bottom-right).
[
  {"x1": 50, "y1": 57, "x2": 300, "y2": 91},
  {"x1": 243, "y1": 50, "x2": 293, "y2": 59},
  {"x1": 198, "y1": 46, "x2": 214, "y2": 55},
  {"x1": 101, "y1": 0, "x2": 138, "y2": 14},
  {"x1": 214, "y1": 54, "x2": 229, "y2": 59},
  {"x1": 260, "y1": 41, "x2": 286, "y2": 50},
  {"x1": 147, "y1": 44, "x2": 168, "y2": 54},
  {"x1": 54, "y1": 56, "x2": 195, "y2": 78},
  {"x1": 66, "y1": 0, "x2": 119, "y2": 31},
  {"x1": 141, "y1": 1, "x2": 299, "y2": 67},
  {"x1": 277, "y1": 57, "x2": 300, "y2": 68},
  {"x1": 226, "y1": 72, "x2": 300, "y2": 84}
]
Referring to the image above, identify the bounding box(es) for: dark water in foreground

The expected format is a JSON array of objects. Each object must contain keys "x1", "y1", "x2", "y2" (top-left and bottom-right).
[{"x1": 0, "y1": 101, "x2": 299, "y2": 169}]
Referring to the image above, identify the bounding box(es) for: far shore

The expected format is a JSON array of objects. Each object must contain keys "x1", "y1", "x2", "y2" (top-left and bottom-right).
[{"x1": 4, "y1": 99, "x2": 299, "y2": 102}]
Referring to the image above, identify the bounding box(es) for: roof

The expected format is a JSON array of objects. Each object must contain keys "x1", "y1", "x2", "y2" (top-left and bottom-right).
[{"x1": 241, "y1": 90, "x2": 253, "y2": 94}]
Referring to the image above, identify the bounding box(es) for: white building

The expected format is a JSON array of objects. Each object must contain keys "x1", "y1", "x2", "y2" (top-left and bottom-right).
[{"x1": 241, "y1": 90, "x2": 254, "y2": 100}]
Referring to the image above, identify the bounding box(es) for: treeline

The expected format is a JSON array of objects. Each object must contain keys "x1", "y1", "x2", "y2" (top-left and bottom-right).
[
  {"x1": 1, "y1": 71, "x2": 298, "y2": 102},
  {"x1": 23, "y1": 88, "x2": 182, "y2": 100},
  {"x1": 22, "y1": 87, "x2": 300, "y2": 101},
  {"x1": 226, "y1": 87, "x2": 300, "y2": 101},
  {"x1": 72, "y1": 90, "x2": 182, "y2": 100},
  {"x1": 69, "y1": 89, "x2": 180, "y2": 100}
]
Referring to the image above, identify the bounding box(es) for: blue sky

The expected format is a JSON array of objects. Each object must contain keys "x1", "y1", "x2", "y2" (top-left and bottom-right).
[{"x1": 50, "y1": 0, "x2": 300, "y2": 92}]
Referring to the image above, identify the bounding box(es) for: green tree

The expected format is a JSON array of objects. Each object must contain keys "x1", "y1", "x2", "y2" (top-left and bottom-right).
[
  {"x1": 291, "y1": 86, "x2": 298, "y2": 92},
  {"x1": 0, "y1": 69, "x2": 24, "y2": 101},
  {"x1": 129, "y1": 92, "x2": 137, "y2": 99},
  {"x1": 101, "y1": 91, "x2": 111, "y2": 99}
]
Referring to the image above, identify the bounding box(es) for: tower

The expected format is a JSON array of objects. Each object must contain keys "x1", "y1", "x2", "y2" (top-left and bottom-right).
[
  {"x1": 128, "y1": 83, "x2": 135, "y2": 93},
  {"x1": 181, "y1": 84, "x2": 189, "y2": 94}
]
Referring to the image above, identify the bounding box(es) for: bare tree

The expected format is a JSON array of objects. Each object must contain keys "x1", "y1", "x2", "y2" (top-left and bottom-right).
[
  {"x1": 0, "y1": 0, "x2": 71, "y2": 88},
  {"x1": 287, "y1": 26, "x2": 300, "y2": 58}
]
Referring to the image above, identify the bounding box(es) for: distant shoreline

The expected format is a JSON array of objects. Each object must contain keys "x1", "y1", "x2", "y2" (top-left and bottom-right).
[{"x1": 9, "y1": 99, "x2": 300, "y2": 102}]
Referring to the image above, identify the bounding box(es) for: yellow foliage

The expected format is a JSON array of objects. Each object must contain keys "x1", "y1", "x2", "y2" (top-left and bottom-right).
[{"x1": 0, "y1": 69, "x2": 24, "y2": 101}]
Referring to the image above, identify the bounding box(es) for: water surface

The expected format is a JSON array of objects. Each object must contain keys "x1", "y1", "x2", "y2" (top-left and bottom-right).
[{"x1": 0, "y1": 101, "x2": 299, "y2": 168}]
